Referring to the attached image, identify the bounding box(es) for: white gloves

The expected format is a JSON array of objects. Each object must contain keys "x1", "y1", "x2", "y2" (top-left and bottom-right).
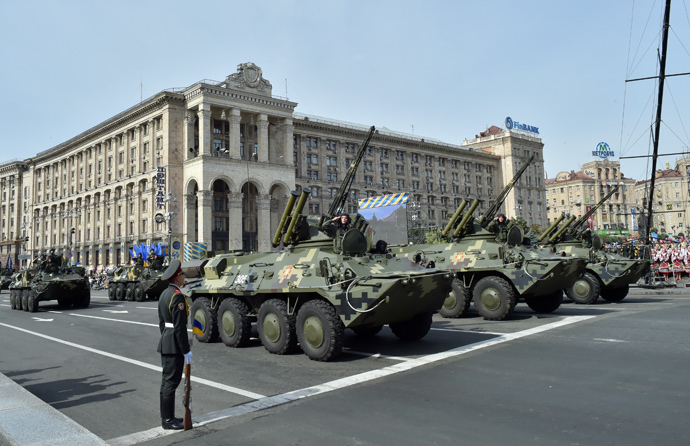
[{"x1": 183, "y1": 351, "x2": 192, "y2": 364}]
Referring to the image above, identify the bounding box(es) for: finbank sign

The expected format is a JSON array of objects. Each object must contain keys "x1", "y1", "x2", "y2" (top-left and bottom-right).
[{"x1": 505, "y1": 117, "x2": 539, "y2": 134}]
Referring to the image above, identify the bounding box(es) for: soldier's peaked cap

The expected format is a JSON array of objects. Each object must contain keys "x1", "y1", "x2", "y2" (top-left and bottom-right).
[{"x1": 161, "y1": 259, "x2": 183, "y2": 281}]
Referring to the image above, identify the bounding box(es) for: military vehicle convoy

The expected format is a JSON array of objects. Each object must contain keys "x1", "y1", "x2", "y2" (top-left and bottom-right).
[
  {"x1": 392, "y1": 155, "x2": 588, "y2": 321},
  {"x1": 107, "y1": 262, "x2": 166, "y2": 302},
  {"x1": 187, "y1": 126, "x2": 453, "y2": 361},
  {"x1": 9, "y1": 260, "x2": 90, "y2": 312},
  {"x1": 0, "y1": 266, "x2": 13, "y2": 290},
  {"x1": 541, "y1": 186, "x2": 650, "y2": 304}
]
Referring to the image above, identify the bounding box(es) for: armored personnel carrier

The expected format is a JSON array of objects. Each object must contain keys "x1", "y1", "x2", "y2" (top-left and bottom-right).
[
  {"x1": 9, "y1": 259, "x2": 90, "y2": 312},
  {"x1": 393, "y1": 155, "x2": 587, "y2": 321},
  {"x1": 188, "y1": 127, "x2": 453, "y2": 361},
  {"x1": 107, "y1": 261, "x2": 166, "y2": 302},
  {"x1": 0, "y1": 266, "x2": 13, "y2": 290},
  {"x1": 541, "y1": 186, "x2": 650, "y2": 304}
]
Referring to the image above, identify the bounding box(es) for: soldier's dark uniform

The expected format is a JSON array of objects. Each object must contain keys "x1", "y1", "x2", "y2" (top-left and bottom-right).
[{"x1": 157, "y1": 260, "x2": 190, "y2": 430}]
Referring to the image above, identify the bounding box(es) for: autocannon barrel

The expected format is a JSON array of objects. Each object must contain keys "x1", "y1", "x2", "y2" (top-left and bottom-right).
[
  {"x1": 548, "y1": 215, "x2": 577, "y2": 244},
  {"x1": 442, "y1": 200, "x2": 468, "y2": 237},
  {"x1": 453, "y1": 199, "x2": 480, "y2": 237},
  {"x1": 272, "y1": 191, "x2": 300, "y2": 247},
  {"x1": 283, "y1": 188, "x2": 311, "y2": 245},
  {"x1": 538, "y1": 214, "x2": 565, "y2": 242}
]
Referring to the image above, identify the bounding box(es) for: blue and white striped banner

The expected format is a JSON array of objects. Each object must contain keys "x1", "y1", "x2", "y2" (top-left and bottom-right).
[{"x1": 358, "y1": 193, "x2": 409, "y2": 210}]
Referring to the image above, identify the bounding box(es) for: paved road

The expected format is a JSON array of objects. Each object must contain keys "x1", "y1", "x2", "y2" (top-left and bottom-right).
[{"x1": 1, "y1": 288, "x2": 688, "y2": 446}]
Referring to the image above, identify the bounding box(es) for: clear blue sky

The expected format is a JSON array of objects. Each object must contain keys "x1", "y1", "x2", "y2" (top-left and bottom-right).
[{"x1": 1, "y1": 0, "x2": 689, "y2": 184}]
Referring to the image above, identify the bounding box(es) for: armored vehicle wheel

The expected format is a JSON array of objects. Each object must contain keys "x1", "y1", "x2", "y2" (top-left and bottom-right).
[
  {"x1": 472, "y1": 276, "x2": 515, "y2": 321},
  {"x1": 524, "y1": 290, "x2": 563, "y2": 313},
  {"x1": 218, "y1": 298, "x2": 252, "y2": 348},
  {"x1": 108, "y1": 285, "x2": 117, "y2": 301},
  {"x1": 352, "y1": 325, "x2": 383, "y2": 336},
  {"x1": 191, "y1": 297, "x2": 219, "y2": 343},
  {"x1": 565, "y1": 272, "x2": 600, "y2": 305},
  {"x1": 10, "y1": 291, "x2": 16, "y2": 309},
  {"x1": 15, "y1": 290, "x2": 23, "y2": 310},
  {"x1": 22, "y1": 290, "x2": 30, "y2": 312},
  {"x1": 438, "y1": 278, "x2": 471, "y2": 318},
  {"x1": 258, "y1": 299, "x2": 297, "y2": 355},
  {"x1": 27, "y1": 291, "x2": 39, "y2": 313},
  {"x1": 125, "y1": 283, "x2": 135, "y2": 301},
  {"x1": 600, "y1": 284, "x2": 629, "y2": 303},
  {"x1": 74, "y1": 291, "x2": 90, "y2": 309},
  {"x1": 133, "y1": 283, "x2": 146, "y2": 302},
  {"x1": 390, "y1": 311, "x2": 433, "y2": 341},
  {"x1": 296, "y1": 299, "x2": 344, "y2": 361},
  {"x1": 115, "y1": 283, "x2": 126, "y2": 301}
]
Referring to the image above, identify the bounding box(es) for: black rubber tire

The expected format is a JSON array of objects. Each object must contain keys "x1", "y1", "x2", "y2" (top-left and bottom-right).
[
  {"x1": 10, "y1": 291, "x2": 16, "y2": 310},
  {"x1": 133, "y1": 283, "x2": 146, "y2": 302},
  {"x1": 524, "y1": 290, "x2": 563, "y2": 313},
  {"x1": 565, "y1": 272, "x2": 600, "y2": 305},
  {"x1": 296, "y1": 299, "x2": 344, "y2": 361},
  {"x1": 15, "y1": 290, "x2": 23, "y2": 310},
  {"x1": 191, "y1": 297, "x2": 219, "y2": 343},
  {"x1": 27, "y1": 291, "x2": 39, "y2": 313},
  {"x1": 217, "y1": 298, "x2": 252, "y2": 348},
  {"x1": 600, "y1": 284, "x2": 629, "y2": 303},
  {"x1": 390, "y1": 312, "x2": 434, "y2": 341},
  {"x1": 472, "y1": 276, "x2": 516, "y2": 321},
  {"x1": 438, "y1": 278, "x2": 471, "y2": 318},
  {"x1": 22, "y1": 290, "x2": 30, "y2": 312},
  {"x1": 258, "y1": 298, "x2": 297, "y2": 355},
  {"x1": 116, "y1": 283, "x2": 126, "y2": 301},
  {"x1": 74, "y1": 290, "x2": 91, "y2": 309},
  {"x1": 352, "y1": 325, "x2": 384, "y2": 336},
  {"x1": 125, "y1": 283, "x2": 135, "y2": 301},
  {"x1": 108, "y1": 285, "x2": 117, "y2": 301}
]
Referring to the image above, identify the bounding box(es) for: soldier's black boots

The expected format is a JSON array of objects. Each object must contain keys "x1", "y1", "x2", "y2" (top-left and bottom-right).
[{"x1": 162, "y1": 418, "x2": 184, "y2": 430}]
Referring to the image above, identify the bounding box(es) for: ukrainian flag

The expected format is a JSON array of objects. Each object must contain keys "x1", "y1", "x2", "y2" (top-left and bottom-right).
[{"x1": 192, "y1": 319, "x2": 204, "y2": 336}]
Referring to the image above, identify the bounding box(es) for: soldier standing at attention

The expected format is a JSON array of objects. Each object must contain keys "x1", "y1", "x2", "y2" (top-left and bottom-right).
[{"x1": 157, "y1": 259, "x2": 192, "y2": 430}]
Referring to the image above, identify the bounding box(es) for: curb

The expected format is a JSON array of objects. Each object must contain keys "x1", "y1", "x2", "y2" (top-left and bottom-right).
[{"x1": 0, "y1": 372, "x2": 108, "y2": 446}]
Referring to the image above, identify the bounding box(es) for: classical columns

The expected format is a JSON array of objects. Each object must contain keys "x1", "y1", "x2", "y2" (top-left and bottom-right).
[
  {"x1": 198, "y1": 105, "x2": 212, "y2": 156},
  {"x1": 184, "y1": 111, "x2": 196, "y2": 160},
  {"x1": 282, "y1": 118, "x2": 294, "y2": 166},
  {"x1": 229, "y1": 108, "x2": 241, "y2": 159},
  {"x1": 257, "y1": 194, "x2": 272, "y2": 252},
  {"x1": 228, "y1": 192, "x2": 244, "y2": 250},
  {"x1": 183, "y1": 193, "x2": 196, "y2": 244},
  {"x1": 257, "y1": 114, "x2": 269, "y2": 162},
  {"x1": 196, "y1": 190, "x2": 212, "y2": 247}
]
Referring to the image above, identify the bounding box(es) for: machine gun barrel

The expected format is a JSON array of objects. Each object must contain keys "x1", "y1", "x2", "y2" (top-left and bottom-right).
[
  {"x1": 283, "y1": 188, "x2": 311, "y2": 245},
  {"x1": 570, "y1": 185, "x2": 619, "y2": 231},
  {"x1": 548, "y1": 215, "x2": 577, "y2": 244},
  {"x1": 538, "y1": 214, "x2": 565, "y2": 242},
  {"x1": 453, "y1": 199, "x2": 480, "y2": 237},
  {"x1": 272, "y1": 191, "x2": 300, "y2": 247},
  {"x1": 442, "y1": 200, "x2": 468, "y2": 237},
  {"x1": 326, "y1": 126, "x2": 375, "y2": 219},
  {"x1": 477, "y1": 154, "x2": 535, "y2": 228}
]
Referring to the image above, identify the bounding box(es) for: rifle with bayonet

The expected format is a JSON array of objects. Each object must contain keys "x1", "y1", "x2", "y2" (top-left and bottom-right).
[{"x1": 183, "y1": 363, "x2": 192, "y2": 430}]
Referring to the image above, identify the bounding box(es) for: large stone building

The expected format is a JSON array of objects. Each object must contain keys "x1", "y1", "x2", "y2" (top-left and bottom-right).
[
  {"x1": 635, "y1": 159, "x2": 690, "y2": 236},
  {"x1": 0, "y1": 63, "x2": 547, "y2": 269},
  {"x1": 545, "y1": 159, "x2": 637, "y2": 234}
]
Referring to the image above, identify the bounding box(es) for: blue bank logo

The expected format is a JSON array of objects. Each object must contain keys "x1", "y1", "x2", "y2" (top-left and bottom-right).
[{"x1": 505, "y1": 116, "x2": 539, "y2": 134}]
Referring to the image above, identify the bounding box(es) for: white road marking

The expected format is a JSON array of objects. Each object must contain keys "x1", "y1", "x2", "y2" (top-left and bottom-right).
[
  {"x1": 593, "y1": 338, "x2": 627, "y2": 343},
  {"x1": 32, "y1": 317, "x2": 54, "y2": 322},
  {"x1": 103, "y1": 310, "x2": 129, "y2": 314},
  {"x1": 108, "y1": 315, "x2": 596, "y2": 446},
  {"x1": 69, "y1": 313, "x2": 159, "y2": 328},
  {"x1": 431, "y1": 327, "x2": 506, "y2": 336},
  {"x1": 0, "y1": 321, "x2": 266, "y2": 400},
  {"x1": 345, "y1": 350, "x2": 412, "y2": 361}
]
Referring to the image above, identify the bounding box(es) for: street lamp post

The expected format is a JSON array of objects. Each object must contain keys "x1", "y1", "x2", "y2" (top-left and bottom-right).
[{"x1": 163, "y1": 192, "x2": 177, "y2": 263}]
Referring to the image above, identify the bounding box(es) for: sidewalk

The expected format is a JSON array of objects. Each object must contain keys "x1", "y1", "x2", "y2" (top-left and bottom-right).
[{"x1": 0, "y1": 372, "x2": 107, "y2": 446}]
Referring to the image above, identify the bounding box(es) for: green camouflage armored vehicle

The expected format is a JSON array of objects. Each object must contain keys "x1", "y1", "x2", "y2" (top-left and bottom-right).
[
  {"x1": 392, "y1": 155, "x2": 587, "y2": 321},
  {"x1": 107, "y1": 262, "x2": 166, "y2": 302},
  {"x1": 0, "y1": 266, "x2": 13, "y2": 290},
  {"x1": 9, "y1": 259, "x2": 90, "y2": 312},
  {"x1": 541, "y1": 186, "x2": 650, "y2": 304},
  {"x1": 188, "y1": 126, "x2": 453, "y2": 361}
]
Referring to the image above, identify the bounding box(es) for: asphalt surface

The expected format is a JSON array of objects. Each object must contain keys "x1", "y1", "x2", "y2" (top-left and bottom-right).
[{"x1": 1, "y1": 287, "x2": 688, "y2": 446}]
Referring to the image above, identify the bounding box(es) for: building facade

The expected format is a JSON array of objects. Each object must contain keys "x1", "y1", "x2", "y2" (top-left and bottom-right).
[
  {"x1": 546, "y1": 159, "x2": 637, "y2": 235},
  {"x1": 635, "y1": 159, "x2": 690, "y2": 236},
  {"x1": 0, "y1": 63, "x2": 547, "y2": 269}
]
